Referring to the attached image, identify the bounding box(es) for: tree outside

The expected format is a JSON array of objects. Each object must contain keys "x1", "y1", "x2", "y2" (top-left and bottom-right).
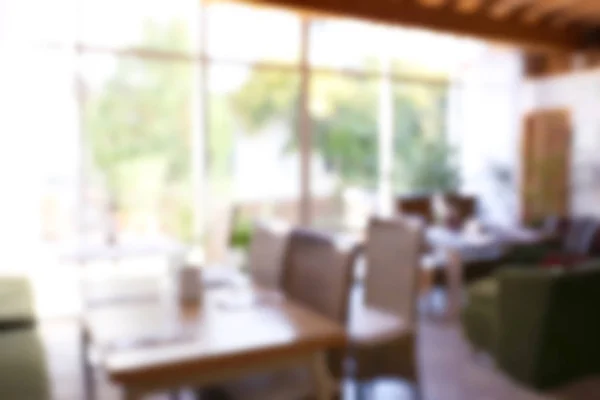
[
  {"x1": 85, "y1": 23, "x2": 194, "y2": 241},
  {"x1": 85, "y1": 21, "x2": 460, "y2": 242},
  {"x1": 232, "y1": 65, "x2": 460, "y2": 193}
]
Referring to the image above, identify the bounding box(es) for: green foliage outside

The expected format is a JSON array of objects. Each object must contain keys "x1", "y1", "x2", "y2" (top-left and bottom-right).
[
  {"x1": 85, "y1": 23, "x2": 194, "y2": 241},
  {"x1": 231, "y1": 64, "x2": 460, "y2": 193},
  {"x1": 392, "y1": 83, "x2": 460, "y2": 193},
  {"x1": 229, "y1": 217, "x2": 253, "y2": 249},
  {"x1": 86, "y1": 21, "x2": 460, "y2": 242}
]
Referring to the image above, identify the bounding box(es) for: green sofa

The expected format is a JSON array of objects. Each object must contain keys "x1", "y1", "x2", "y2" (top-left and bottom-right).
[
  {"x1": 462, "y1": 263, "x2": 600, "y2": 390},
  {"x1": 0, "y1": 276, "x2": 37, "y2": 329},
  {"x1": 0, "y1": 276, "x2": 50, "y2": 399}
]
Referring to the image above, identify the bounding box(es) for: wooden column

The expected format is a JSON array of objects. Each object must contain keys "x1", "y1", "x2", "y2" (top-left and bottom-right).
[{"x1": 523, "y1": 51, "x2": 572, "y2": 78}]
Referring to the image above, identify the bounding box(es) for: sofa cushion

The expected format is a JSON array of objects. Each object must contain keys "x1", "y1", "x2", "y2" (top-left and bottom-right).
[
  {"x1": 563, "y1": 217, "x2": 598, "y2": 254},
  {"x1": 0, "y1": 277, "x2": 36, "y2": 329},
  {"x1": 0, "y1": 329, "x2": 50, "y2": 400},
  {"x1": 468, "y1": 277, "x2": 498, "y2": 309},
  {"x1": 538, "y1": 254, "x2": 588, "y2": 270},
  {"x1": 462, "y1": 277, "x2": 499, "y2": 352}
]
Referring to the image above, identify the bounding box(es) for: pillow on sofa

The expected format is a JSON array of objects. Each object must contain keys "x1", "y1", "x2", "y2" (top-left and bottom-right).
[{"x1": 539, "y1": 253, "x2": 588, "y2": 270}]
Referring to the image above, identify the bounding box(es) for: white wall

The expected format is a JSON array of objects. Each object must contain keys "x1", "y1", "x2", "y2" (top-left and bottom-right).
[
  {"x1": 450, "y1": 47, "x2": 524, "y2": 226},
  {"x1": 0, "y1": 2, "x2": 80, "y2": 269},
  {"x1": 525, "y1": 71, "x2": 600, "y2": 217},
  {"x1": 452, "y1": 49, "x2": 600, "y2": 223}
]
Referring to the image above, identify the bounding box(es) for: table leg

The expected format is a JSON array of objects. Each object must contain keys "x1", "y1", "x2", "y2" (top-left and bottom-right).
[
  {"x1": 80, "y1": 326, "x2": 95, "y2": 400},
  {"x1": 310, "y1": 351, "x2": 334, "y2": 400},
  {"x1": 445, "y1": 249, "x2": 463, "y2": 319},
  {"x1": 419, "y1": 268, "x2": 435, "y2": 316}
]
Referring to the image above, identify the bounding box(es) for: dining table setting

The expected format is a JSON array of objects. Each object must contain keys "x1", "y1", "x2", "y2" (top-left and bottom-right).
[
  {"x1": 81, "y1": 266, "x2": 346, "y2": 400},
  {"x1": 77, "y1": 216, "x2": 550, "y2": 400}
]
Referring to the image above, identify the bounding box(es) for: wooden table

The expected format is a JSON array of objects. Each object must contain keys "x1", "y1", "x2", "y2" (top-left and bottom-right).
[{"x1": 81, "y1": 275, "x2": 346, "y2": 400}]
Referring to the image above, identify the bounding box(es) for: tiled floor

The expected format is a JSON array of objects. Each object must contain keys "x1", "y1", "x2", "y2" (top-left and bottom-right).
[{"x1": 38, "y1": 315, "x2": 600, "y2": 400}]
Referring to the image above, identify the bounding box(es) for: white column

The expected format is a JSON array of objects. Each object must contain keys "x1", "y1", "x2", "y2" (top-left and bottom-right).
[
  {"x1": 74, "y1": 0, "x2": 87, "y2": 246},
  {"x1": 378, "y1": 44, "x2": 394, "y2": 216},
  {"x1": 298, "y1": 18, "x2": 312, "y2": 226},
  {"x1": 74, "y1": 48, "x2": 87, "y2": 245},
  {"x1": 192, "y1": 0, "x2": 209, "y2": 244}
]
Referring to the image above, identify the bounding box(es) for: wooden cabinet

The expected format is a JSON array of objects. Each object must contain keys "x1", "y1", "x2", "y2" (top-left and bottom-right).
[{"x1": 521, "y1": 109, "x2": 572, "y2": 223}]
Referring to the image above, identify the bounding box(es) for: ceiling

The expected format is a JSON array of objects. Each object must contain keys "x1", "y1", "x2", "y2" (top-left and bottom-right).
[{"x1": 237, "y1": 0, "x2": 600, "y2": 52}]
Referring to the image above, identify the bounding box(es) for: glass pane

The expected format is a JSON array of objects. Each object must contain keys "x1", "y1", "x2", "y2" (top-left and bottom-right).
[
  {"x1": 310, "y1": 19, "x2": 385, "y2": 72},
  {"x1": 0, "y1": 48, "x2": 79, "y2": 246},
  {"x1": 82, "y1": 54, "x2": 194, "y2": 244},
  {"x1": 207, "y1": 3, "x2": 300, "y2": 64},
  {"x1": 206, "y1": 64, "x2": 300, "y2": 261},
  {"x1": 386, "y1": 27, "x2": 482, "y2": 78},
  {"x1": 392, "y1": 82, "x2": 459, "y2": 195},
  {"x1": 35, "y1": 50, "x2": 80, "y2": 243},
  {"x1": 3, "y1": 0, "x2": 77, "y2": 46},
  {"x1": 81, "y1": 0, "x2": 197, "y2": 53},
  {"x1": 310, "y1": 73, "x2": 379, "y2": 232}
]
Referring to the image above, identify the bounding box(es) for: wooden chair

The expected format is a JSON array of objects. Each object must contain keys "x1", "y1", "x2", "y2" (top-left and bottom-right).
[
  {"x1": 349, "y1": 216, "x2": 424, "y2": 399},
  {"x1": 396, "y1": 195, "x2": 433, "y2": 225},
  {"x1": 247, "y1": 220, "x2": 290, "y2": 290},
  {"x1": 213, "y1": 228, "x2": 360, "y2": 400},
  {"x1": 443, "y1": 193, "x2": 477, "y2": 226},
  {"x1": 283, "y1": 229, "x2": 357, "y2": 326}
]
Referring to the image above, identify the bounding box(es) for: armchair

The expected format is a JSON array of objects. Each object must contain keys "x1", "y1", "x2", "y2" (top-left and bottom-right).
[{"x1": 462, "y1": 262, "x2": 600, "y2": 389}]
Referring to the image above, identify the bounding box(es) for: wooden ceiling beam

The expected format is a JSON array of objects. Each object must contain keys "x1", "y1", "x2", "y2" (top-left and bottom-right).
[
  {"x1": 552, "y1": 2, "x2": 600, "y2": 27},
  {"x1": 239, "y1": 0, "x2": 581, "y2": 50},
  {"x1": 417, "y1": 0, "x2": 450, "y2": 8},
  {"x1": 489, "y1": 0, "x2": 535, "y2": 20},
  {"x1": 455, "y1": 0, "x2": 487, "y2": 14},
  {"x1": 521, "y1": 0, "x2": 580, "y2": 25}
]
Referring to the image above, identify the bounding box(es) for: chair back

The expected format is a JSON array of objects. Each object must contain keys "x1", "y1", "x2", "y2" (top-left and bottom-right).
[
  {"x1": 444, "y1": 193, "x2": 477, "y2": 225},
  {"x1": 247, "y1": 220, "x2": 290, "y2": 290},
  {"x1": 396, "y1": 195, "x2": 433, "y2": 224},
  {"x1": 564, "y1": 217, "x2": 598, "y2": 255},
  {"x1": 364, "y1": 216, "x2": 424, "y2": 323},
  {"x1": 282, "y1": 229, "x2": 358, "y2": 324}
]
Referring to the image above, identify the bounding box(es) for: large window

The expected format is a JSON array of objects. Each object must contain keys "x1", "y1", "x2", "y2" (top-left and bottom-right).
[
  {"x1": 207, "y1": 4, "x2": 300, "y2": 65},
  {"x1": 392, "y1": 81, "x2": 458, "y2": 195},
  {"x1": 82, "y1": 54, "x2": 194, "y2": 243},
  {"x1": 35, "y1": 49, "x2": 80, "y2": 242},
  {"x1": 80, "y1": 0, "x2": 198, "y2": 52},
  {"x1": 310, "y1": 20, "x2": 385, "y2": 72},
  {"x1": 8, "y1": 0, "x2": 476, "y2": 251},
  {"x1": 11, "y1": 0, "x2": 78, "y2": 46},
  {"x1": 205, "y1": 65, "x2": 301, "y2": 260},
  {"x1": 310, "y1": 73, "x2": 379, "y2": 231}
]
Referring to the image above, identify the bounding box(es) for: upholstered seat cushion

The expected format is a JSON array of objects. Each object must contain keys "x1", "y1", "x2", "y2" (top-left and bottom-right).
[
  {"x1": 0, "y1": 329, "x2": 50, "y2": 400},
  {"x1": 349, "y1": 306, "x2": 412, "y2": 345},
  {"x1": 462, "y1": 277, "x2": 499, "y2": 352},
  {"x1": 214, "y1": 366, "x2": 316, "y2": 400},
  {"x1": 0, "y1": 277, "x2": 36, "y2": 329},
  {"x1": 350, "y1": 306, "x2": 418, "y2": 382}
]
